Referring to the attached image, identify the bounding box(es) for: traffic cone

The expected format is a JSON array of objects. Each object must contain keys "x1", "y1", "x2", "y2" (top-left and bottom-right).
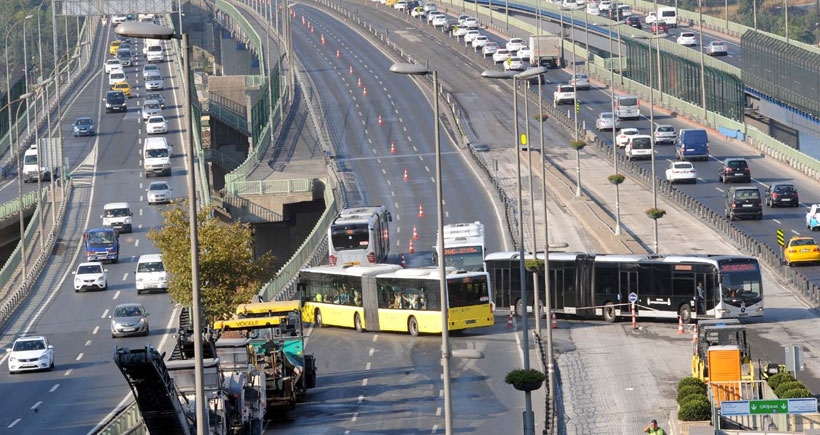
[
  {"x1": 408, "y1": 240, "x2": 415, "y2": 254},
  {"x1": 418, "y1": 204, "x2": 424, "y2": 217},
  {"x1": 301, "y1": 15, "x2": 305, "y2": 25},
  {"x1": 403, "y1": 168, "x2": 409, "y2": 182},
  {"x1": 400, "y1": 254, "x2": 406, "y2": 268},
  {"x1": 413, "y1": 226, "x2": 419, "y2": 239},
  {"x1": 507, "y1": 313, "x2": 514, "y2": 329},
  {"x1": 363, "y1": 86, "x2": 368, "y2": 96},
  {"x1": 349, "y1": 66, "x2": 353, "y2": 75},
  {"x1": 357, "y1": 77, "x2": 362, "y2": 87},
  {"x1": 321, "y1": 34, "x2": 325, "y2": 45},
  {"x1": 390, "y1": 141, "x2": 396, "y2": 154},
  {"x1": 310, "y1": 25, "x2": 314, "y2": 33},
  {"x1": 551, "y1": 313, "x2": 559, "y2": 329},
  {"x1": 678, "y1": 316, "x2": 685, "y2": 334},
  {"x1": 336, "y1": 48, "x2": 340, "y2": 58}
]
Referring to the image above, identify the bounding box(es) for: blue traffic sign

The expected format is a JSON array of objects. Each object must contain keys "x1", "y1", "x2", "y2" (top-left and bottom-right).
[{"x1": 628, "y1": 292, "x2": 638, "y2": 303}]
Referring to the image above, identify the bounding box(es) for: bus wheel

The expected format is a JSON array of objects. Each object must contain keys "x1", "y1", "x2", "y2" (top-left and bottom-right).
[
  {"x1": 679, "y1": 305, "x2": 692, "y2": 324},
  {"x1": 602, "y1": 302, "x2": 617, "y2": 323},
  {"x1": 315, "y1": 309, "x2": 324, "y2": 328},
  {"x1": 408, "y1": 317, "x2": 419, "y2": 336},
  {"x1": 514, "y1": 298, "x2": 523, "y2": 317},
  {"x1": 354, "y1": 313, "x2": 363, "y2": 332}
]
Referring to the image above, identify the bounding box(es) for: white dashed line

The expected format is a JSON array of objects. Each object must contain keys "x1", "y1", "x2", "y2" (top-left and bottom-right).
[
  {"x1": 76, "y1": 353, "x2": 84, "y2": 361},
  {"x1": 101, "y1": 309, "x2": 109, "y2": 319},
  {"x1": 7, "y1": 419, "x2": 20, "y2": 428},
  {"x1": 63, "y1": 369, "x2": 72, "y2": 376},
  {"x1": 85, "y1": 340, "x2": 92, "y2": 347},
  {"x1": 436, "y1": 407, "x2": 442, "y2": 416},
  {"x1": 369, "y1": 348, "x2": 375, "y2": 356},
  {"x1": 49, "y1": 384, "x2": 59, "y2": 392},
  {"x1": 31, "y1": 401, "x2": 41, "y2": 410},
  {"x1": 351, "y1": 412, "x2": 358, "y2": 422},
  {"x1": 113, "y1": 291, "x2": 120, "y2": 300},
  {"x1": 372, "y1": 335, "x2": 378, "y2": 343},
  {"x1": 362, "y1": 378, "x2": 368, "y2": 387},
  {"x1": 92, "y1": 326, "x2": 99, "y2": 335},
  {"x1": 431, "y1": 425, "x2": 439, "y2": 433},
  {"x1": 358, "y1": 395, "x2": 364, "y2": 404},
  {"x1": 365, "y1": 362, "x2": 371, "y2": 370}
]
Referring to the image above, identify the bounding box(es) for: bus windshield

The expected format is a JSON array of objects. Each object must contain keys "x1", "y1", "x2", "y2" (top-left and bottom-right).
[
  {"x1": 448, "y1": 276, "x2": 491, "y2": 308},
  {"x1": 719, "y1": 260, "x2": 762, "y2": 301},
  {"x1": 443, "y1": 246, "x2": 485, "y2": 271},
  {"x1": 330, "y1": 224, "x2": 370, "y2": 250}
]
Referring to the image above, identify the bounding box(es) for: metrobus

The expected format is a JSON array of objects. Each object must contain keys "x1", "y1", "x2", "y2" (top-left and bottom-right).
[
  {"x1": 484, "y1": 252, "x2": 763, "y2": 322},
  {"x1": 297, "y1": 264, "x2": 495, "y2": 335},
  {"x1": 328, "y1": 206, "x2": 392, "y2": 266},
  {"x1": 433, "y1": 221, "x2": 486, "y2": 272}
]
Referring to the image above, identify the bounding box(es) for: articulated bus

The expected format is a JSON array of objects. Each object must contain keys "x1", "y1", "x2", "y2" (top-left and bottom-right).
[
  {"x1": 433, "y1": 221, "x2": 486, "y2": 272},
  {"x1": 328, "y1": 206, "x2": 392, "y2": 266},
  {"x1": 297, "y1": 264, "x2": 495, "y2": 335},
  {"x1": 484, "y1": 252, "x2": 763, "y2": 322}
]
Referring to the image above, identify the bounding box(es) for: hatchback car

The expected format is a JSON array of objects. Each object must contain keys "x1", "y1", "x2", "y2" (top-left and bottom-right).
[
  {"x1": 142, "y1": 100, "x2": 162, "y2": 120},
  {"x1": 586, "y1": 3, "x2": 600, "y2": 14},
  {"x1": 616, "y1": 127, "x2": 640, "y2": 148},
  {"x1": 111, "y1": 81, "x2": 132, "y2": 98},
  {"x1": 144, "y1": 73, "x2": 164, "y2": 91},
  {"x1": 105, "y1": 58, "x2": 123, "y2": 74},
  {"x1": 625, "y1": 16, "x2": 642, "y2": 29},
  {"x1": 145, "y1": 93, "x2": 166, "y2": 109},
  {"x1": 783, "y1": 237, "x2": 820, "y2": 266},
  {"x1": 472, "y1": 35, "x2": 489, "y2": 49},
  {"x1": 146, "y1": 181, "x2": 173, "y2": 205},
  {"x1": 482, "y1": 41, "x2": 499, "y2": 56},
  {"x1": 432, "y1": 15, "x2": 449, "y2": 27},
  {"x1": 116, "y1": 48, "x2": 133, "y2": 66},
  {"x1": 73, "y1": 117, "x2": 96, "y2": 137},
  {"x1": 677, "y1": 32, "x2": 698, "y2": 46},
  {"x1": 705, "y1": 40, "x2": 728, "y2": 56},
  {"x1": 595, "y1": 112, "x2": 620, "y2": 131},
  {"x1": 6, "y1": 336, "x2": 54, "y2": 374},
  {"x1": 517, "y1": 46, "x2": 532, "y2": 60},
  {"x1": 423, "y1": 2, "x2": 437, "y2": 12},
  {"x1": 493, "y1": 48, "x2": 511, "y2": 63},
  {"x1": 464, "y1": 30, "x2": 481, "y2": 43},
  {"x1": 665, "y1": 161, "x2": 697, "y2": 184},
  {"x1": 463, "y1": 17, "x2": 478, "y2": 28},
  {"x1": 653, "y1": 124, "x2": 676, "y2": 145},
  {"x1": 570, "y1": 73, "x2": 590, "y2": 90},
  {"x1": 598, "y1": 0, "x2": 612, "y2": 11},
  {"x1": 411, "y1": 6, "x2": 424, "y2": 17},
  {"x1": 506, "y1": 38, "x2": 525, "y2": 52},
  {"x1": 146, "y1": 115, "x2": 168, "y2": 134},
  {"x1": 110, "y1": 303, "x2": 150, "y2": 338},
  {"x1": 718, "y1": 158, "x2": 751, "y2": 183},
  {"x1": 453, "y1": 25, "x2": 470, "y2": 37},
  {"x1": 649, "y1": 22, "x2": 669, "y2": 34},
  {"x1": 504, "y1": 56, "x2": 525, "y2": 71},
  {"x1": 109, "y1": 40, "x2": 123, "y2": 55},
  {"x1": 142, "y1": 63, "x2": 161, "y2": 79},
  {"x1": 764, "y1": 182, "x2": 799, "y2": 208},
  {"x1": 73, "y1": 261, "x2": 108, "y2": 291}
]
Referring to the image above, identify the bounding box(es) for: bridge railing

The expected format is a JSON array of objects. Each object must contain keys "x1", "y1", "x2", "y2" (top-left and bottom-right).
[{"x1": 0, "y1": 191, "x2": 39, "y2": 223}]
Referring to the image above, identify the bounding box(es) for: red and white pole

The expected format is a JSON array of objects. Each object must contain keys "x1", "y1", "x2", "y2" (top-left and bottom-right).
[{"x1": 631, "y1": 302, "x2": 637, "y2": 329}]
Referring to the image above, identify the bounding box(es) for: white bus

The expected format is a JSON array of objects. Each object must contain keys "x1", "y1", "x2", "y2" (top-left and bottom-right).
[
  {"x1": 328, "y1": 206, "x2": 392, "y2": 266},
  {"x1": 433, "y1": 221, "x2": 486, "y2": 272}
]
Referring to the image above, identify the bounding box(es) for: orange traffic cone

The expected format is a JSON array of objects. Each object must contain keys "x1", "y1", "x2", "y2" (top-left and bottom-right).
[
  {"x1": 418, "y1": 204, "x2": 424, "y2": 217},
  {"x1": 357, "y1": 77, "x2": 362, "y2": 87},
  {"x1": 408, "y1": 240, "x2": 415, "y2": 254},
  {"x1": 336, "y1": 48, "x2": 340, "y2": 58},
  {"x1": 377, "y1": 114, "x2": 382, "y2": 125},
  {"x1": 390, "y1": 141, "x2": 396, "y2": 154},
  {"x1": 678, "y1": 316, "x2": 685, "y2": 334},
  {"x1": 403, "y1": 168, "x2": 409, "y2": 182},
  {"x1": 363, "y1": 86, "x2": 368, "y2": 96},
  {"x1": 507, "y1": 313, "x2": 514, "y2": 329},
  {"x1": 413, "y1": 226, "x2": 419, "y2": 240},
  {"x1": 551, "y1": 313, "x2": 559, "y2": 329},
  {"x1": 400, "y1": 254, "x2": 406, "y2": 268}
]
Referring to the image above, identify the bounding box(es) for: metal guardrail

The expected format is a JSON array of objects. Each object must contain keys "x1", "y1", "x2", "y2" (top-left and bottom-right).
[{"x1": 0, "y1": 191, "x2": 39, "y2": 222}]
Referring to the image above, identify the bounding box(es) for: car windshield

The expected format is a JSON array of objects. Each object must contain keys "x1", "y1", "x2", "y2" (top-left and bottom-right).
[
  {"x1": 105, "y1": 208, "x2": 129, "y2": 217},
  {"x1": 87, "y1": 231, "x2": 115, "y2": 245},
  {"x1": 78, "y1": 264, "x2": 102, "y2": 274},
  {"x1": 658, "y1": 126, "x2": 674, "y2": 132},
  {"x1": 150, "y1": 183, "x2": 169, "y2": 191},
  {"x1": 75, "y1": 119, "x2": 92, "y2": 126},
  {"x1": 145, "y1": 103, "x2": 160, "y2": 110},
  {"x1": 13, "y1": 340, "x2": 45, "y2": 351},
  {"x1": 774, "y1": 185, "x2": 795, "y2": 193},
  {"x1": 148, "y1": 116, "x2": 164, "y2": 123},
  {"x1": 115, "y1": 306, "x2": 143, "y2": 317},
  {"x1": 791, "y1": 239, "x2": 816, "y2": 247},
  {"x1": 674, "y1": 163, "x2": 693, "y2": 169},
  {"x1": 728, "y1": 160, "x2": 747, "y2": 169},
  {"x1": 600, "y1": 113, "x2": 613, "y2": 119},
  {"x1": 146, "y1": 149, "x2": 168, "y2": 158},
  {"x1": 138, "y1": 261, "x2": 165, "y2": 273}
]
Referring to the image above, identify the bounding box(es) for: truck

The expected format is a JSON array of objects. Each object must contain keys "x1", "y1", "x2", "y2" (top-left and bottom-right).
[
  {"x1": 84, "y1": 228, "x2": 119, "y2": 263},
  {"x1": 528, "y1": 34, "x2": 562, "y2": 68},
  {"x1": 22, "y1": 143, "x2": 55, "y2": 183}
]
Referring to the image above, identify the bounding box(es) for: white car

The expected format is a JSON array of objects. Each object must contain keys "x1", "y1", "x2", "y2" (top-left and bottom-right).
[
  {"x1": 517, "y1": 46, "x2": 532, "y2": 59},
  {"x1": 677, "y1": 32, "x2": 698, "y2": 46},
  {"x1": 472, "y1": 35, "x2": 489, "y2": 49},
  {"x1": 506, "y1": 38, "x2": 525, "y2": 52},
  {"x1": 453, "y1": 26, "x2": 469, "y2": 37},
  {"x1": 482, "y1": 41, "x2": 499, "y2": 56},
  {"x1": 142, "y1": 100, "x2": 162, "y2": 120},
  {"x1": 464, "y1": 30, "x2": 481, "y2": 44},
  {"x1": 144, "y1": 73, "x2": 164, "y2": 91},
  {"x1": 616, "y1": 128, "x2": 640, "y2": 148},
  {"x1": 427, "y1": 11, "x2": 443, "y2": 23},
  {"x1": 411, "y1": 6, "x2": 424, "y2": 17},
  {"x1": 73, "y1": 261, "x2": 108, "y2": 291},
  {"x1": 146, "y1": 115, "x2": 168, "y2": 134},
  {"x1": 598, "y1": 0, "x2": 611, "y2": 11},
  {"x1": 570, "y1": 73, "x2": 590, "y2": 90},
  {"x1": 105, "y1": 59, "x2": 123, "y2": 74},
  {"x1": 504, "y1": 56, "x2": 525, "y2": 71},
  {"x1": 6, "y1": 336, "x2": 54, "y2": 373},
  {"x1": 457, "y1": 14, "x2": 470, "y2": 25},
  {"x1": 423, "y1": 2, "x2": 438, "y2": 12},
  {"x1": 595, "y1": 111, "x2": 621, "y2": 130},
  {"x1": 493, "y1": 48, "x2": 511, "y2": 63},
  {"x1": 108, "y1": 70, "x2": 126, "y2": 86},
  {"x1": 654, "y1": 124, "x2": 677, "y2": 145},
  {"x1": 624, "y1": 135, "x2": 653, "y2": 160},
  {"x1": 111, "y1": 15, "x2": 127, "y2": 26},
  {"x1": 586, "y1": 2, "x2": 600, "y2": 14},
  {"x1": 146, "y1": 181, "x2": 173, "y2": 205},
  {"x1": 554, "y1": 84, "x2": 576, "y2": 105},
  {"x1": 665, "y1": 161, "x2": 698, "y2": 184},
  {"x1": 394, "y1": 1, "x2": 409, "y2": 10},
  {"x1": 645, "y1": 11, "x2": 657, "y2": 24},
  {"x1": 463, "y1": 17, "x2": 478, "y2": 28},
  {"x1": 432, "y1": 15, "x2": 449, "y2": 27},
  {"x1": 142, "y1": 64, "x2": 160, "y2": 79}
]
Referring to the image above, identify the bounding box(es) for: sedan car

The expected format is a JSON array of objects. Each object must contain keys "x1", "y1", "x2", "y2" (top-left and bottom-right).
[
  {"x1": 765, "y1": 182, "x2": 799, "y2": 208},
  {"x1": 72, "y1": 117, "x2": 96, "y2": 137},
  {"x1": 105, "y1": 58, "x2": 123, "y2": 74},
  {"x1": 72, "y1": 261, "x2": 108, "y2": 291},
  {"x1": 146, "y1": 115, "x2": 168, "y2": 134},
  {"x1": 453, "y1": 25, "x2": 469, "y2": 37},
  {"x1": 426, "y1": 11, "x2": 443, "y2": 23},
  {"x1": 649, "y1": 22, "x2": 669, "y2": 34},
  {"x1": 464, "y1": 30, "x2": 481, "y2": 44},
  {"x1": 517, "y1": 46, "x2": 532, "y2": 60},
  {"x1": 109, "y1": 303, "x2": 150, "y2": 337},
  {"x1": 109, "y1": 39, "x2": 123, "y2": 55},
  {"x1": 653, "y1": 124, "x2": 677, "y2": 145},
  {"x1": 493, "y1": 48, "x2": 511, "y2": 63},
  {"x1": 146, "y1": 181, "x2": 173, "y2": 205},
  {"x1": 6, "y1": 336, "x2": 54, "y2": 373},
  {"x1": 432, "y1": 15, "x2": 449, "y2": 27},
  {"x1": 677, "y1": 32, "x2": 698, "y2": 46},
  {"x1": 423, "y1": 2, "x2": 437, "y2": 12},
  {"x1": 410, "y1": 6, "x2": 424, "y2": 17},
  {"x1": 144, "y1": 73, "x2": 164, "y2": 91},
  {"x1": 595, "y1": 112, "x2": 621, "y2": 131},
  {"x1": 482, "y1": 41, "x2": 499, "y2": 56},
  {"x1": 616, "y1": 128, "x2": 640, "y2": 148},
  {"x1": 463, "y1": 17, "x2": 478, "y2": 28},
  {"x1": 108, "y1": 70, "x2": 127, "y2": 86},
  {"x1": 665, "y1": 161, "x2": 697, "y2": 184},
  {"x1": 570, "y1": 73, "x2": 590, "y2": 90},
  {"x1": 506, "y1": 37, "x2": 525, "y2": 52},
  {"x1": 626, "y1": 16, "x2": 642, "y2": 29},
  {"x1": 142, "y1": 100, "x2": 162, "y2": 120},
  {"x1": 705, "y1": 40, "x2": 728, "y2": 56},
  {"x1": 586, "y1": 3, "x2": 600, "y2": 14},
  {"x1": 145, "y1": 93, "x2": 166, "y2": 109},
  {"x1": 504, "y1": 56, "x2": 525, "y2": 71},
  {"x1": 111, "y1": 81, "x2": 132, "y2": 98},
  {"x1": 783, "y1": 237, "x2": 820, "y2": 266},
  {"x1": 142, "y1": 63, "x2": 161, "y2": 79}
]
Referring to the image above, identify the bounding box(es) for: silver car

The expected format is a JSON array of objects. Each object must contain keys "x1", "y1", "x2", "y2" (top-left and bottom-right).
[
  {"x1": 109, "y1": 303, "x2": 150, "y2": 338},
  {"x1": 705, "y1": 40, "x2": 728, "y2": 56},
  {"x1": 142, "y1": 100, "x2": 162, "y2": 120},
  {"x1": 144, "y1": 72, "x2": 164, "y2": 91},
  {"x1": 146, "y1": 181, "x2": 173, "y2": 205},
  {"x1": 595, "y1": 112, "x2": 621, "y2": 131}
]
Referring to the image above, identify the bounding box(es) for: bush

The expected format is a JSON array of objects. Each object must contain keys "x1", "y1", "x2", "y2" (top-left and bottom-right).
[
  {"x1": 780, "y1": 387, "x2": 813, "y2": 398},
  {"x1": 774, "y1": 381, "x2": 806, "y2": 397},
  {"x1": 677, "y1": 377, "x2": 706, "y2": 391},
  {"x1": 678, "y1": 397, "x2": 712, "y2": 421},
  {"x1": 505, "y1": 369, "x2": 545, "y2": 391},
  {"x1": 677, "y1": 385, "x2": 708, "y2": 404},
  {"x1": 607, "y1": 174, "x2": 625, "y2": 185},
  {"x1": 767, "y1": 372, "x2": 795, "y2": 390},
  {"x1": 569, "y1": 140, "x2": 586, "y2": 150}
]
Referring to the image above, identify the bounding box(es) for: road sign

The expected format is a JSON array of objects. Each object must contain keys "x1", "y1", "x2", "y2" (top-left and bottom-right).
[
  {"x1": 575, "y1": 101, "x2": 580, "y2": 113},
  {"x1": 722, "y1": 398, "x2": 818, "y2": 416},
  {"x1": 628, "y1": 292, "x2": 638, "y2": 303},
  {"x1": 750, "y1": 399, "x2": 789, "y2": 415},
  {"x1": 520, "y1": 134, "x2": 527, "y2": 146},
  {"x1": 776, "y1": 228, "x2": 785, "y2": 246}
]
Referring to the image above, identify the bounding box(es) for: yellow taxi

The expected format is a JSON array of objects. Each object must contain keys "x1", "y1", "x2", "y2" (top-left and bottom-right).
[
  {"x1": 111, "y1": 81, "x2": 132, "y2": 98},
  {"x1": 109, "y1": 40, "x2": 123, "y2": 55},
  {"x1": 784, "y1": 236, "x2": 820, "y2": 266}
]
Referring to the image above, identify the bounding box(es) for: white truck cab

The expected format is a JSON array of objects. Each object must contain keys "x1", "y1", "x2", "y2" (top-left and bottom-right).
[
  {"x1": 143, "y1": 137, "x2": 172, "y2": 177},
  {"x1": 101, "y1": 202, "x2": 133, "y2": 233}
]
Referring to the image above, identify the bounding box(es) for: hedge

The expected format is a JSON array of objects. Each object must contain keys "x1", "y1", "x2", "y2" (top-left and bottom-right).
[
  {"x1": 767, "y1": 372, "x2": 795, "y2": 390},
  {"x1": 677, "y1": 385, "x2": 708, "y2": 404},
  {"x1": 677, "y1": 377, "x2": 706, "y2": 391},
  {"x1": 679, "y1": 396, "x2": 712, "y2": 421},
  {"x1": 774, "y1": 381, "x2": 806, "y2": 397}
]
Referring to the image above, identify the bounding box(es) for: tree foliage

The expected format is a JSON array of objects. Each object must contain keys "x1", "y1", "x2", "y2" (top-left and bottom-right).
[{"x1": 147, "y1": 200, "x2": 275, "y2": 325}]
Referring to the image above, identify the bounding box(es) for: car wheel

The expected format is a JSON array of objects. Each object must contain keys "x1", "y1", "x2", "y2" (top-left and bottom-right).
[
  {"x1": 679, "y1": 305, "x2": 692, "y2": 324},
  {"x1": 602, "y1": 302, "x2": 617, "y2": 323},
  {"x1": 50, "y1": 360, "x2": 55, "y2": 370},
  {"x1": 408, "y1": 316, "x2": 420, "y2": 336},
  {"x1": 354, "y1": 313, "x2": 363, "y2": 332},
  {"x1": 315, "y1": 309, "x2": 323, "y2": 328}
]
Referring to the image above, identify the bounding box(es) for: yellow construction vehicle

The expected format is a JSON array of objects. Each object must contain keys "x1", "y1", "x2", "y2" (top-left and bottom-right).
[{"x1": 691, "y1": 319, "x2": 756, "y2": 405}]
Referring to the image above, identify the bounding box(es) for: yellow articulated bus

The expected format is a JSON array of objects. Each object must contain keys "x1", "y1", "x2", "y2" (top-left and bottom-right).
[{"x1": 297, "y1": 264, "x2": 495, "y2": 336}]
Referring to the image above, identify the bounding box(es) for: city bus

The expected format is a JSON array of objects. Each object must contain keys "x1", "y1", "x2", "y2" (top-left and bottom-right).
[
  {"x1": 297, "y1": 264, "x2": 495, "y2": 335},
  {"x1": 328, "y1": 206, "x2": 392, "y2": 266},
  {"x1": 433, "y1": 221, "x2": 486, "y2": 272},
  {"x1": 484, "y1": 251, "x2": 763, "y2": 322}
]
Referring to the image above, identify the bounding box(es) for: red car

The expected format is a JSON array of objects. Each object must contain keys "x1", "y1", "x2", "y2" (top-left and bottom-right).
[{"x1": 650, "y1": 22, "x2": 669, "y2": 34}]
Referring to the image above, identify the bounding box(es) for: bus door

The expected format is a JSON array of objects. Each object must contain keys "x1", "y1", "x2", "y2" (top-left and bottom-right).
[
  {"x1": 620, "y1": 270, "x2": 639, "y2": 315},
  {"x1": 696, "y1": 272, "x2": 717, "y2": 315},
  {"x1": 490, "y1": 265, "x2": 513, "y2": 309},
  {"x1": 362, "y1": 276, "x2": 380, "y2": 331}
]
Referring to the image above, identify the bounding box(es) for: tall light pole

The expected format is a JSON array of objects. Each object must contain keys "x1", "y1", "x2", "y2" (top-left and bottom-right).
[
  {"x1": 29, "y1": 78, "x2": 53, "y2": 252},
  {"x1": 389, "y1": 63, "x2": 452, "y2": 434},
  {"x1": 482, "y1": 66, "x2": 547, "y2": 435},
  {"x1": 116, "y1": 22, "x2": 208, "y2": 435},
  {"x1": 15, "y1": 92, "x2": 33, "y2": 280},
  {"x1": 598, "y1": 20, "x2": 625, "y2": 236},
  {"x1": 51, "y1": 0, "x2": 66, "y2": 198},
  {"x1": 698, "y1": 0, "x2": 707, "y2": 121},
  {"x1": 23, "y1": 15, "x2": 34, "y2": 142}
]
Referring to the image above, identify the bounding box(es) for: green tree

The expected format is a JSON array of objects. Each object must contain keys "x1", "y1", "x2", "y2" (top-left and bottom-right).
[{"x1": 147, "y1": 200, "x2": 275, "y2": 324}]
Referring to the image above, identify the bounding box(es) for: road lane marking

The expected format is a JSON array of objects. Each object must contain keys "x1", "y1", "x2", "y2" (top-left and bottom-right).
[
  {"x1": 362, "y1": 378, "x2": 368, "y2": 386},
  {"x1": 134, "y1": 239, "x2": 139, "y2": 247},
  {"x1": 31, "y1": 402, "x2": 41, "y2": 410},
  {"x1": 369, "y1": 348, "x2": 375, "y2": 356},
  {"x1": 365, "y1": 362, "x2": 371, "y2": 370},
  {"x1": 351, "y1": 412, "x2": 358, "y2": 422},
  {"x1": 92, "y1": 326, "x2": 99, "y2": 335},
  {"x1": 85, "y1": 340, "x2": 92, "y2": 347},
  {"x1": 122, "y1": 273, "x2": 128, "y2": 281},
  {"x1": 372, "y1": 335, "x2": 378, "y2": 343},
  {"x1": 792, "y1": 229, "x2": 800, "y2": 235},
  {"x1": 101, "y1": 309, "x2": 109, "y2": 319},
  {"x1": 773, "y1": 219, "x2": 782, "y2": 224},
  {"x1": 436, "y1": 407, "x2": 442, "y2": 416},
  {"x1": 431, "y1": 425, "x2": 438, "y2": 433},
  {"x1": 7, "y1": 419, "x2": 20, "y2": 428},
  {"x1": 49, "y1": 384, "x2": 59, "y2": 392},
  {"x1": 63, "y1": 369, "x2": 72, "y2": 376},
  {"x1": 358, "y1": 395, "x2": 364, "y2": 404},
  {"x1": 76, "y1": 353, "x2": 84, "y2": 361},
  {"x1": 113, "y1": 291, "x2": 120, "y2": 300}
]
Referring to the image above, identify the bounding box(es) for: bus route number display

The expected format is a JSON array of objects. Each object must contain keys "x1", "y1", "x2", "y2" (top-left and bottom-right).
[{"x1": 444, "y1": 247, "x2": 480, "y2": 255}]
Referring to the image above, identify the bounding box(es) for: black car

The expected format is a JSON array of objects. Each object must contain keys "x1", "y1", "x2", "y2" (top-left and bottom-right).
[
  {"x1": 105, "y1": 91, "x2": 127, "y2": 113},
  {"x1": 765, "y1": 182, "x2": 799, "y2": 208},
  {"x1": 725, "y1": 186, "x2": 763, "y2": 221},
  {"x1": 718, "y1": 158, "x2": 751, "y2": 183},
  {"x1": 626, "y1": 16, "x2": 642, "y2": 29}
]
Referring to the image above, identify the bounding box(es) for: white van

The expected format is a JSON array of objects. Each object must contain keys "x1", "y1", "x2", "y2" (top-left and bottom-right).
[
  {"x1": 143, "y1": 137, "x2": 172, "y2": 177},
  {"x1": 658, "y1": 6, "x2": 678, "y2": 27},
  {"x1": 101, "y1": 202, "x2": 133, "y2": 233},
  {"x1": 615, "y1": 95, "x2": 640, "y2": 120},
  {"x1": 146, "y1": 43, "x2": 164, "y2": 63},
  {"x1": 135, "y1": 254, "x2": 167, "y2": 294}
]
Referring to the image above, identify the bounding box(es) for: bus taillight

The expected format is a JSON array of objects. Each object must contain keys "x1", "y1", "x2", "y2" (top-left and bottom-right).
[
  {"x1": 329, "y1": 255, "x2": 337, "y2": 266},
  {"x1": 367, "y1": 252, "x2": 376, "y2": 264}
]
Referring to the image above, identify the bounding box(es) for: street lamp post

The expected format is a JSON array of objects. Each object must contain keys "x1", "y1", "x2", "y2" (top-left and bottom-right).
[
  {"x1": 14, "y1": 92, "x2": 33, "y2": 280},
  {"x1": 23, "y1": 15, "x2": 34, "y2": 142},
  {"x1": 116, "y1": 22, "x2": 208, "y2": 435},
  {"x1": 28, "y1": 79, "x2": 53, "y2": 252},
  {"x1": 482, "y1": 67, "x2": 547, "y2": 435},
  {"x1": 598, "y1": 20, "x2": 625, "y2": 236},
  {"x1": 698, "y1": 0, "x2": 708, "y2": 121}
]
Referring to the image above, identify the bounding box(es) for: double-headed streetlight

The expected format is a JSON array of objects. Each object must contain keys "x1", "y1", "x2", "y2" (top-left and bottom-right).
[
  {"x1": 481, "y1": 66, "x2": 547, "y2": 435},
  {"x1": 115, "y1": 21, "x2": 208, "y2": 435},
  {"x1": 597, "y1": 20, "x2": 625, "y2": 236}
]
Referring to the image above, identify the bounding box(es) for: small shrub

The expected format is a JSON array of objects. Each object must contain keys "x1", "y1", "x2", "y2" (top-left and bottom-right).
[
  {"x1": 525, "y1": 259, "x2": 544, "y2": 273},
  {"x1": 607, "y1": 174, "x2": 625, "y2": 185},
  {"x1": 767, "y1": 372, "x2": 795, "y2": 390},
  {"x1": 569, "y1": 140, "x2": 586, "y2": 150},
  {"x1": 678, "y1": 397, "x2": 712, "y2": 421},
  {"x1": 677, "y1": 377, "x2": 706, "y2": 391},
  {"x1": 505, "y1": 369, "x2": 545, "y2": 391},
  {"x1": 780, "y1": 387, "x2": 813, "y2": 398},
  {"x1": 645, "y1": 207, "x2": 666, "y2": 219},
  {"x1": 774, "y1": 381, "x2": 806, "y2": 397},
  {"x1": 677, "y1": 385, "x2": 708, "y2": 404}
]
